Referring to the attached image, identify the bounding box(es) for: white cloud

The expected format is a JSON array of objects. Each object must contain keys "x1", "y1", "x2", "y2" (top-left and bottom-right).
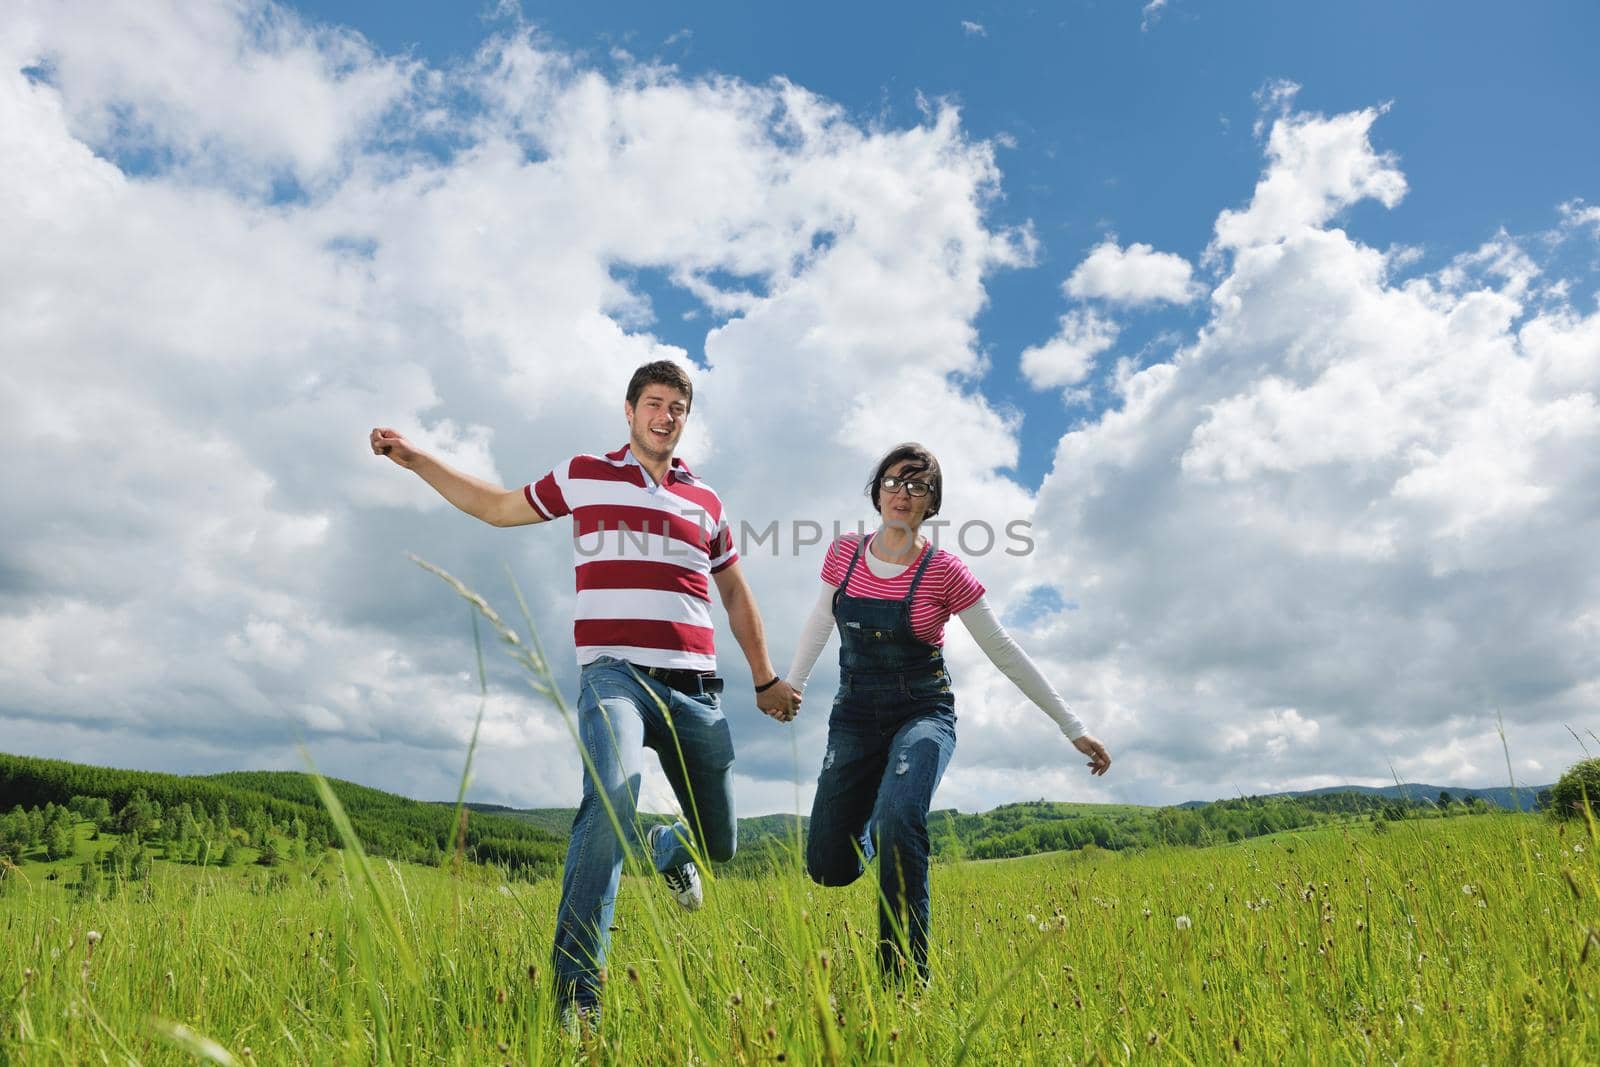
[
  {"x1": 1560, "y1": 198, "x2": 1600, "y2": 237},
  {"x1": 3, "y1": 4, "x2": 1596, "y2": 817},
  {"x1": 1141, "y1": 0, "x2": 1170, "y2": 33},
  {"x1": 961, "y1": 20, "x2": 987, "y2": 37},
  {"x1": 1, "y1": 0, "x2": 1038, "y2": 811},
  {"x1": 1217, "y1": 100, "x2": 1407, "y2": 250},
  {"x1": 1030, "y1": 98, "x2": 1600, "y2": 801},
  {"x1": 17, "y1": 0, "x2": 416, "y2": 191},
  {"x1": 1222, "y1": 708, "x2": 1320, "y2": 759},
  {"x1": 1065, "y1": 238, "x2": 1203, "y2": 305},
  {"x1": 1020, "y1": 309, "x2": 1119, "y2": 390}
]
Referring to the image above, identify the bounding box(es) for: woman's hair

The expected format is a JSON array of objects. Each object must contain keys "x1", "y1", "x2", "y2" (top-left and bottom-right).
[{"x1": 866, "y1": 442, "x2": 942, "y2": 519}]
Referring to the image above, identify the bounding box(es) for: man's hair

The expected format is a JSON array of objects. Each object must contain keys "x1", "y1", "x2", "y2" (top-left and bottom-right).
[
  {"x1": 626, "y1": 360, "x2": 694, "y2": 412},
  {"x1": 866, "y1": 442, "x2": 943, "y2": 519}
]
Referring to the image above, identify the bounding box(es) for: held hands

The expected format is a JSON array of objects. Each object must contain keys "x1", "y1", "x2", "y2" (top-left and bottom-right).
[
  {"x1": 1072, "y1": 734, "x2": 1112, "y2": 776},
  {"x1": 757, "y1": 679, "x2": 802, "y2": 723},
  {"x1": 369, "y1": 427, "x2": 421, "y2": 468}
]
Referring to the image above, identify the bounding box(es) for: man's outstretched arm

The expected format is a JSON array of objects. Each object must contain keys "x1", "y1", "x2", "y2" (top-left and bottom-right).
[{"x1": 369, "y1": 427, "x2": 545, "y2": 528}]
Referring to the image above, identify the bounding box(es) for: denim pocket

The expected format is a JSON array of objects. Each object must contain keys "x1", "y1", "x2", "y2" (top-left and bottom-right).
[{"x1": 906, "y1": 674, "x2": 954, "y2": 707}]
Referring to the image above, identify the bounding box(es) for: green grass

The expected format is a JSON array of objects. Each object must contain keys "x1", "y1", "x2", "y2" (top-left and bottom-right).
[
  {"x1": 4, "y1": 812, "x2": 1598, "y2": 1064},
  {"x1": 11, "y1": 563, "x2": 1587, "y2": 1064}
]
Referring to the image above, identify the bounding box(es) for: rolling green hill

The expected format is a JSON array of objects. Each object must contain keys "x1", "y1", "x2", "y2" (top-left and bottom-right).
[
  {"x1": 0, "y1": 753, "x2": 565, "y2": 877},
  {"x1": 5, "y1": 750, "x2": 1528, "y2": 885}
]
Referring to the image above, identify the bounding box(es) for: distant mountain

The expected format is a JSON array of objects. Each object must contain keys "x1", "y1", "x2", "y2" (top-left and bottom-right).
[{"x1": 1177, "y1": 783, "x2": 1551, "y2": 812}]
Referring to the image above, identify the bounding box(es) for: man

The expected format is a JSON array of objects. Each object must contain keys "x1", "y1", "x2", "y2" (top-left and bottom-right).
[{"x1": 370, "y1": 360, "x2": 800, "y2": 1025}]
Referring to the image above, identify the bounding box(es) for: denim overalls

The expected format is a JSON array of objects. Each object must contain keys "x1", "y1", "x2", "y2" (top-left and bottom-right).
[{"x1": 805, "y1": 534, "x2": 957, "y2": 979}]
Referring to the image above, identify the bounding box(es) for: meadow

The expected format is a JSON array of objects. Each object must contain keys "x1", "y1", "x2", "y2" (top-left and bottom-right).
[{"x1": 4, "y1": 811, "x2": 1598, "y2": 1065}]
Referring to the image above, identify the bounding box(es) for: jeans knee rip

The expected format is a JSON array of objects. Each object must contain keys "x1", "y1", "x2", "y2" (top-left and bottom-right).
[{"x1": 823, "y1": 747, "x2": 836, "y2": 770}]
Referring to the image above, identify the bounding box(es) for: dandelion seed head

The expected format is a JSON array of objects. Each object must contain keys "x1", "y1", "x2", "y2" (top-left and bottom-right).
[{"x1": 86, "y1": 930, "x2": 102, "y2": 945}]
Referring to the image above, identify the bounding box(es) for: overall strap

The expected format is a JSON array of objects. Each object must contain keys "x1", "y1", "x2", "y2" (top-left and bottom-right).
[
  {"x1": 835, "y1": 536, "x2": 867, "y2": 600},
  {"x1": 902, "y1": 542, "x2": 937, "y2": 603}
]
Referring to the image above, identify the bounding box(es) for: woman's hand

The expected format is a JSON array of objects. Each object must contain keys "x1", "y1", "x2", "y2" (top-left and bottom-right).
[
  {"x1": 1072, "y1": 734, "x2": 1111, "y2": 776},
  {"x1": 757, "y1": 680, "x2": 802, "y2": 723}
]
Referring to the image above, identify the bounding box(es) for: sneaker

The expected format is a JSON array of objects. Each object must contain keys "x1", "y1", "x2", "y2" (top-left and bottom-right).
[
  {"x1": 647, "y1": 824, "x2": 703, "y2": 911},
  {"x1": 559, "y1": 1003, "x2": 601, "y2": 1039}
]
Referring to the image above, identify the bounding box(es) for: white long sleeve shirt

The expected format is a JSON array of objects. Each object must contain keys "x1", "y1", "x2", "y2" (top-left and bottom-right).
[{"x1": 784, "y1": 550, "x2": 1086, "y2": 741}]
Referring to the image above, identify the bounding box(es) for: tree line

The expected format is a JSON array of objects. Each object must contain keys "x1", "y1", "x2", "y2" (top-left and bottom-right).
[{"x1": 0, "y1": 753, "x2": 565, "y2": 879}]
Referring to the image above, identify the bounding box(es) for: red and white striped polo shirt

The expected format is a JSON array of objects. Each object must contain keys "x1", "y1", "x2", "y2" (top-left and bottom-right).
[{"x1": 524, "y1": 444, "x2": 737, "y2": 671}]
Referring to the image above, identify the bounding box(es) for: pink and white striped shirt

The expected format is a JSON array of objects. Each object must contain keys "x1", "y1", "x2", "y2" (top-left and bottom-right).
[
  {"x1": 524, "y1": 444, "x2": 737, "y2": 671},
  {"x1": 820, "y1": 533, "x2": 985, "y2": 646}
]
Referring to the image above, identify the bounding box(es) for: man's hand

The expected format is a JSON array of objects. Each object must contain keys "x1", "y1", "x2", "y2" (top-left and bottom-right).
[
  {"x1": 1072, "y1": 734, "x2": 1111, "y2": 776},
  {"x1": 757, "y1": 680, "x2": 802, "y2": 723},
  {"x1": 370, "y1": 427, "x2": 421, "y2": 468}
]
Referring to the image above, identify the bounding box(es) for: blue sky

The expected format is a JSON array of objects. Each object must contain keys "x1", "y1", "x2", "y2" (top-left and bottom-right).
[
  {"x1": 299, "y1": 0, "x2": 1600, "y2": 484},
  {"x1": 4, "y1": 0, "x2": 1599, "y2": 812}
]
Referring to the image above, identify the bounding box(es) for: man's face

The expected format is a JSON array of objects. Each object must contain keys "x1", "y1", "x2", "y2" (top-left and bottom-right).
[{"x1": 625, "y1": 383, "x2": 690, "y2": 459}]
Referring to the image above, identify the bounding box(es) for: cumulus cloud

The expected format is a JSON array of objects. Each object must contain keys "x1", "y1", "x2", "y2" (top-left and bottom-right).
[
  {"x1": 3, "y1": 2, "x2": 1596, "y2": 815},
  {"x1": 1219, "y1": 90, "x2": 1406, "y2": 250},
  {"x1": 1, "y1": 0, "x2": 1037, "y2": 811},
  {"x1": 1065, "y1": 238, "x2": 1203, "y2": 305},
  {"x1": 1020, "y1": 309, "x2": 1119, "y2": 391},
  {"x1": 1029, "y1": 95, "x2": 1600, "y2": 801}
]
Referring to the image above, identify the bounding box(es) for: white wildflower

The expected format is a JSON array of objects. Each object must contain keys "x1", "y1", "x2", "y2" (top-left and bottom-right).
[{"x1": 1174, "y1": 915, "x2": 1192, "y2": 931}]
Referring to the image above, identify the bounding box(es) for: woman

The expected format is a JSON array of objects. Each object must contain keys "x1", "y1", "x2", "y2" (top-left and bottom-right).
[{"x1": 786, "y1": 443, "x2": 1112, "y2": 980}]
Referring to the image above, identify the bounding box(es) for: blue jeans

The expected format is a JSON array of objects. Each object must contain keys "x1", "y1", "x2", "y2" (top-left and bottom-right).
[
  {"x1": 805, "y1": 673, "x2": 956, "y2": 979},
  {"x1": 551, "y1": 656, "x2": 737, "y2": 1012}
]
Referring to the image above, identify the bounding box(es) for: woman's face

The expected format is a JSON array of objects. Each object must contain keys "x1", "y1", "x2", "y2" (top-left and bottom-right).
[{"x1": 878, "y1": 459, "x2": 934, "y2": 532}]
